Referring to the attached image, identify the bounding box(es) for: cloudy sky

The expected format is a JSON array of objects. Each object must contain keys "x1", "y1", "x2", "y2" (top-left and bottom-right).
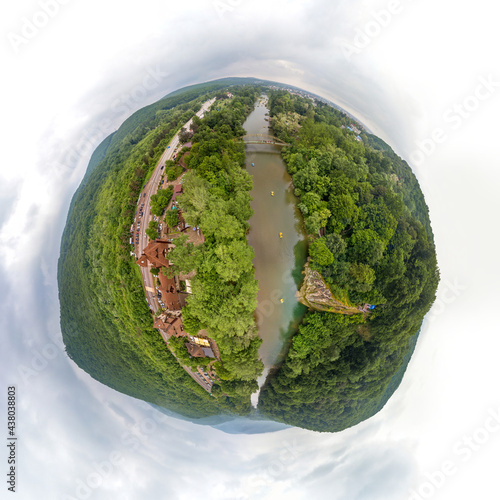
[{"x1": 1, "y1": 0, "x2": 499, "y2": 498}]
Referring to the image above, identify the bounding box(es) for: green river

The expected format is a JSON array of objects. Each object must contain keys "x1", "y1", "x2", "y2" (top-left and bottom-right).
[{"x1": 243, "y1": 96, "x2": 308, "y2": 401}]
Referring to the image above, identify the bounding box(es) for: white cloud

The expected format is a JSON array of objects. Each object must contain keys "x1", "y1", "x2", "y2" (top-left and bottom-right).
[{"x1": 1, "y1": 0, "x2": 499, "y2": 499}]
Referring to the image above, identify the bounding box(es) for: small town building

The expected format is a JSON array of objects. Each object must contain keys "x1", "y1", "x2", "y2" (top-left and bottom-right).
[
  {"x1": 136, "y1": 234, "x2": 220, "y2": 391},
  {"x1": 154, "y1": 314, "x2": 185, "y2": 338},
  {"x1": 136, "y1": 240, "x2": 171, "y2": 268},
  {"x1": 158, "y1": 269, "x2": 182, "y2": 311},
  {"x1": 172, "y1": 184, "x2": 183, "y2": 203},
  {"x1": 186, "y1": 342, "x2": 215, "y2": 358}
]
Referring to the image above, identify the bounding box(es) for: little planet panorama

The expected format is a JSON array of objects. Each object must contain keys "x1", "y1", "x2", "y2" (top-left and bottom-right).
[{"x1": 58, "y1": 77, "x2": 439, "y2": 433}]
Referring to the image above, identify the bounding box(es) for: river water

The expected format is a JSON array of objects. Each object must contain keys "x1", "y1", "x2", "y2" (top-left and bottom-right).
[{"x1": 243, "y1": 96, "x2": 308, "y2": 406}]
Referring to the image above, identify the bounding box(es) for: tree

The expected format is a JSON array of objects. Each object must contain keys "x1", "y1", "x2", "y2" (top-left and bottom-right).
[
  {"x1": 328, "y1": 193, "x2": 359, "y2": 233},
  {"x1": 145, "y1": 220, "x2": 159, "y2": 240},
  {"x1": 358, "y1": 201, "x2": 397, "y2": 244},
  {"x1": 179, "y1": 127, "x2": 193, "y2": 144},
  {"x1": 150, "y1": 186, "x2": 173, "y2": 216},
  {"x1": 309, "y1": 239, "x2": 334, "y2": 267},
  {"x1": 165, "y1": 209, "x2": 178, "y2": 228},
  {"x1": 301, "y1": 191, "x2": 323, "y2": 213},
  {"x1": 177, "y1": 173, "x2": 210, "y2": 228},
  {"x1": 214, "y1": 240, "x2": 255, "y2": 282},
  {"x1": 348, "y1": 262, "x2": 375, "y2": 292},
  {"x1": 168, "y1": 235, "x2": 199, "y2": 274},
  {"x1": 200, "y1": 203, "x2": 243, "y2": 241},
  {"x1": 324, "y1": 232, "x2": 347, "y2": 257},
  {"x1": 293, "y1": 158, "x2": 320, "y2": 194},
  {"x1": 349, "y1": 229, "x2": 386, "y2": 265},
  {"x1": 305, "y1": 208, "x2": 331, "y2": 235}
]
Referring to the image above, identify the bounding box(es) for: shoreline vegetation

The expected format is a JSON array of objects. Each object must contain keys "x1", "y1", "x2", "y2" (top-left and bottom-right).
[
  {"x1": 167, "y1": 85, "x2": 264, "y2": 410},
  {"x1": 256, "y1": 90, "x2": 439, "y2": 431},
  {"x1": 59, "y1": 78, "x2": 438, "y2": 432},
  {"x1": 59, "y1": 81, "x2": 264, "y2": 418}
]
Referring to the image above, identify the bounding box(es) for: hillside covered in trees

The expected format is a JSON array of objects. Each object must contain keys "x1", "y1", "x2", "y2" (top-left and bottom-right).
[
  {"x1": 167, "y1": 85, "x2": 264, "y2": 405},
  {"x1": 257, "y1": 90, "x2": 439, "y2": 432},
  {"x1": 59, "y1": 78, "x2": 438, "y2": 431},
  {"x1": 58, "y1": 81, "x2": 263, "y2": 418}
]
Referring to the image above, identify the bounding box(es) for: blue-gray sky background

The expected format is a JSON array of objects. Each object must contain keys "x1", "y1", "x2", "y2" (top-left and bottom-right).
[{"x1": 1, "y1": 1, "x2": 499, "y2": 499}]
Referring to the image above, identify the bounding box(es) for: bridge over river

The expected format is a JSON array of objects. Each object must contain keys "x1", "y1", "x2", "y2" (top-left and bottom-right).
[{"x1": 240, "y1": 134, "x2": 290, "y2": 147}]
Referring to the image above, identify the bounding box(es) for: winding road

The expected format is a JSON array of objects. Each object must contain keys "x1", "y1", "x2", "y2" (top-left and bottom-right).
[{"x1": 134, "y1": 98, "x2": 216, "y2": 312}]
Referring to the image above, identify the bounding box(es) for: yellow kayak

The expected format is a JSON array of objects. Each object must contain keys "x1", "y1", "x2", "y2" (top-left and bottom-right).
[
  {"x1": 271, "y1": 191, "x2": 274, "y2": 196},
  {"x1": 279, "y1": 232, "x2": 283, "y2": 238}
]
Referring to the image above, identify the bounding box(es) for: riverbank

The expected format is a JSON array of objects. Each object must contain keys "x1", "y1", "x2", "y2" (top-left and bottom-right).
[{"x1": 243, "y1": 96, "x2": 308, "y2": 404}]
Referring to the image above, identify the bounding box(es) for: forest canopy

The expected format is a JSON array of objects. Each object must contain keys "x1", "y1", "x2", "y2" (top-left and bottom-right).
[
  {"x1": 58, "y1": 79, "x2": 438, "y2": 432},
  {"x1": 58, "y1": 82, "x2": 263, "y2": 418},
  {"x1": 257, "y1": 90, "x2": 439, "y2": 432}
]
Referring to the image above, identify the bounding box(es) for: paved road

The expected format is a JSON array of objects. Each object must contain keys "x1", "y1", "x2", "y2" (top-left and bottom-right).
[{"x1": 134, "y1": 97, "x2": 216, "y2": 312}]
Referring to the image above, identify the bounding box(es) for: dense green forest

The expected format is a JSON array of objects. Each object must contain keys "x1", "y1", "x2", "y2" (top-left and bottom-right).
[
  {"x1": 168, "y1": 86, "x2": 264, "y2": 408},
  {"x1": 59, "y1": 78, "x2": 438, "y2": 430},
  {"x1": 58, "y1": 82, "x2": 262, "y2": 418},
  {"x1": 257, "y1": 90, "x2": 439, "y2": 431}
]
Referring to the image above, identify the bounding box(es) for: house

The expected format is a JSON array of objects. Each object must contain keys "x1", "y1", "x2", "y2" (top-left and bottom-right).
[
  {"x1": 154, "y1": 314, "x2": 185, "y2": 338},
  {"x1": 186, "y1": 343, "x2": 204, "y2": 357},
  {"x1": 136, "y1": 240, "x2": 184, "y2": 311},
  {"x1": 165, "y1": 316, "x2": 185, "y2": 337},
  {"x1": 201, "y1": 346, "x2": 215, "y2": 358},
  {"x1": 172, "y1": 184, "x2": 183, "y2": 202},
  {"x1": 136, "y1": 240, "x2": 171, "y2": 268},
  {"x1": 158, "y1": 270, "x2": 182, "y2": 311},
  {"x1": 177, "y1": 213, "x2": 188, "y2": 231},
  {"x1": 186, "y1": 342, "x2": 215, "y2": 358},
  {"x1": 187, "y1": 333, "x2": 220, "y2": 361},
  {"x1": 154, "y1": 316, "x2": 168, "y2": 331},
  {"x1": 188, "y1": 335, "x2": 211, "y2": 347}
]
